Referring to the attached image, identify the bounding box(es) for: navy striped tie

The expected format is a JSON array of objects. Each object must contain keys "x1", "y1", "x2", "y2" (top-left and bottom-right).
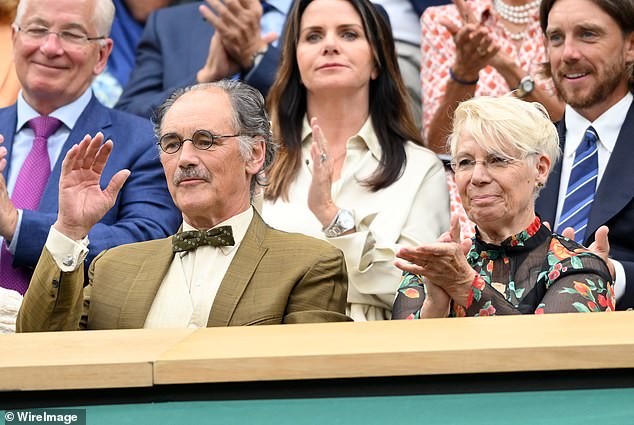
[{"x1": 557, "y1": 126, "x2": 599, "y2": 242}]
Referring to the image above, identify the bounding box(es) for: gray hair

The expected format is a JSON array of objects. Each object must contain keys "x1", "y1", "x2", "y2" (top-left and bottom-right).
[
  {"x1": 15, "y1": 0, "x2": 115, "y2": 37},
  {"x1": 448, "y1": 96, "x2": 561, "y2": 196},
  {"x1": 153, "y1": 80, "x2": 278, "y2": 199}
]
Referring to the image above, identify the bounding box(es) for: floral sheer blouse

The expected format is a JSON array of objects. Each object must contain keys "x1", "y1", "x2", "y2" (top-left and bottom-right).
[{"x1": 393, "y1": 217, "x2": 616, "y2": 319}]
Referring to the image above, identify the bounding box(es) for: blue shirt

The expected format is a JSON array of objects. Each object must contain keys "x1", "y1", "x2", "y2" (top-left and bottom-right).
[{"x1": 7, "y1": 88, "x2": 93, "y2": 251}]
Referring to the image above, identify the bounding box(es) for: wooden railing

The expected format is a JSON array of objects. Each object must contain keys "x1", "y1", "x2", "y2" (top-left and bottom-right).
[{"x1": 2, "y1": 312, "x2": 633, "y2": 392}]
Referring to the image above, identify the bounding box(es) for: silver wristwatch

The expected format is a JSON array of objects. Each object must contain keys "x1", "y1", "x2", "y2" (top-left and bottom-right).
[
  {"x1": 323, "y1": 209, "x2": 355, "y2": 238},
  {"x1": 515, "y1": 75, "x2": 535, "y2": 98}
]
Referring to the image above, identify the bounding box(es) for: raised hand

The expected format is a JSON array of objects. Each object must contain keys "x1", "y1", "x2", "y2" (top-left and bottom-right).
[
  {"x1": 199, "y1": 0, "x2": 278, "y2": 71},
  {"x1": 547, "y1": 223, "x2": 615, "y2": 280},
  {"x1": 196, "y1": 31, "x2": 241, "y2": 83},
  {"x1": 439, "y1": 0, "x2": 499, "y2": 81},
  {"x1": 395, "y1": 214, "x2": 475, "y2": 306},
  {"x1": 307, "y1": 117, "x2": 340, "y2": 228},
  {"x1": 0, "y1": 134, "x2": 18, "y2": 240},
  {"x1": 54, "y1": 133, "x2": 130, "y2": 241}
]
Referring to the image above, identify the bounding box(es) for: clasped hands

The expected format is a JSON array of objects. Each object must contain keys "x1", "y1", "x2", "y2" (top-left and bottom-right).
[{"x1": 197, "y1": 0, "x2": 279, "y2": 82}]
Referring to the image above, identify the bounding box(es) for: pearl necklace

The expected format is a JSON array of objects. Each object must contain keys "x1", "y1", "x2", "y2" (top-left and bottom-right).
[
  {"x1": 493, "y1": 0, "x2": 540, "y2": 24},
  {"x1": 502, "y1": 26, "x2": 528, "y2": 41}
]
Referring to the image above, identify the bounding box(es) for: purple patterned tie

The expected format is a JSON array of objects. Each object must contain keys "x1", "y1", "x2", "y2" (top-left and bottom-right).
[{"x1": 0, "y1": 116, "x2": 62, "y2": 294}]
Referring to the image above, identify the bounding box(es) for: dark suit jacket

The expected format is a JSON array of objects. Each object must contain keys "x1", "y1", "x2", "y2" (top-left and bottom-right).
[
  {"x1": 115, "y1": 2, "x2": 283, "y2": 118},
  {"x1": 409, "y1": 0, "x2": 450, "y2": 16},
  {"x1": 17, "y1": 212, "x2": 351, "y2": 331},
  {"x1": 536, "y1": 102, "x2": 634, "y2": 309},
  {"x1": 0, "y1": 95, "x2": 181, "y2": 279}
]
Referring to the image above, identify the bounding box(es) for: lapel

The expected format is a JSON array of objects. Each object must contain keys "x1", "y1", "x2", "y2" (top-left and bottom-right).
[
  {"x1": 535, "y1": 120, "x2": 566, "y2": 225},
  {"x1": 586, "y1": 102, "x2": 634, "y2": 242},
  {"x1": 40, "y1": 96, "x2": 114, "y2": 212},
  {"x1": 207, "y1": 211, "x2": 268, "y2": 327},
  {"x1": 117, "y1": 237, "x2": 175, "y2": 328}
]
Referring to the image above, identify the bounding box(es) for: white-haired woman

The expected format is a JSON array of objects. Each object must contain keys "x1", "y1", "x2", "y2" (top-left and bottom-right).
[{"x1": 393, "y1": 96, "x2": 615, "y2": 319}]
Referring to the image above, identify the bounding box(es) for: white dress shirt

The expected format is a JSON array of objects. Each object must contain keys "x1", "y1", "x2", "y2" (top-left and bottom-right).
[
  {"x1": 45, "y1": 207, "x2": 254, "y2": 328},
  {"x1": 144, "y1": 207, "x2": 253, "y2": 328},
  {"x1": 555, "y1": 93, "x2": 633, "y2": 301}
]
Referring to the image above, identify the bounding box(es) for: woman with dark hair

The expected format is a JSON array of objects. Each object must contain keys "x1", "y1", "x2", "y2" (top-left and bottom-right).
[{"x1": 261, "y1": 0, "x2": 450, "y2": 321}]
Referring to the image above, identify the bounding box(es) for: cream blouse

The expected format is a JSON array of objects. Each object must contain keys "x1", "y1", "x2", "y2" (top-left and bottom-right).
[{"x1": 261, "y1": 118, "x2": 450, "y2": 321}]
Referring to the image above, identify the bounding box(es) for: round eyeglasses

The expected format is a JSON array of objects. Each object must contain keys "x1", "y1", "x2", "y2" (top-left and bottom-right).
[
  {"x1": 16, "y1": 25, "x2": 106, "y2": 47},
  {"x1": 157, "y1": 129, "x2": 240, "y2": 154}
]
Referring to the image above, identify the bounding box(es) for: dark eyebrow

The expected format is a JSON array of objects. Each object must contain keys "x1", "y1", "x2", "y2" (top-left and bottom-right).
[
  {"x1": 300, "y1": 23, "x2": 364, "y2": 34},
  {"x1": 576, "y1": 23, "x2": 605, "y2": 34}
]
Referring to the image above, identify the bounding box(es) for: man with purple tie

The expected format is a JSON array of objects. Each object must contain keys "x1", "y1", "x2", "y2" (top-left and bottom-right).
[
  {"x1": 0, "y1": 0, "x2": 180, "y2": 331},
  {"x1": 535, "y1": 0, "x2": 634, "y2": 309}
]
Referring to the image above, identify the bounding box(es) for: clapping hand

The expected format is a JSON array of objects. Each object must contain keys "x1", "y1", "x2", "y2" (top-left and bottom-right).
[
  {"x1": 395, "y1": 214, "x2": 475, "y2": 307},
  {"x1": 439, "y1": 0, "x2": 500, "y2": 79},
  {"x1": 559, "y1": 225, "x2": 615, "y2": 280},
  {"x1": 199, "y1": 0, "x2": 278, "y2": 71},
  {"x1": 307, "y1": 117, "x2": 339, "y2": 227},
  {"x1": 0, "y1": 134, "x2": 17, "y2": 241},
  {"x1": 53, "y1": 133, "x2": 130, "y2": 241}
]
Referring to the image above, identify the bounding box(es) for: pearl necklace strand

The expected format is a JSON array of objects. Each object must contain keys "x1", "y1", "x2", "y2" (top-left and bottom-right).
[{"x1": 493, "y1": 0, "x2": 541, "y2": 24}]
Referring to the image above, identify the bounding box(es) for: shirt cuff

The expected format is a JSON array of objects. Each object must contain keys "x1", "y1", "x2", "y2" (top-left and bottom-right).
[
  {"x1": 6, "y1": 209, "x2": 23, "y2": 254},
  {"x1": 611, "y1": 259, "x2": 626, "y2": 301},
  {"x1": 46, "y1": 226, "x2": 90, "y2": 272}
]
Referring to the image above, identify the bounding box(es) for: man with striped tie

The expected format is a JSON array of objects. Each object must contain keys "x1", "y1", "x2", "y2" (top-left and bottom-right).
[{"x1": 535, "y1": 0, "x2": 634, "y2": 309}]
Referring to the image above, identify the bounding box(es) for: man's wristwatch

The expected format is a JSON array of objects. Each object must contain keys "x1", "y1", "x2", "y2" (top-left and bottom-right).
[
  {"x1": 323, "y1": 209, "x2": 355, "y2": 238},
  {"x1": 515, "y1": 75, "x2": 535, "y2": 98}
]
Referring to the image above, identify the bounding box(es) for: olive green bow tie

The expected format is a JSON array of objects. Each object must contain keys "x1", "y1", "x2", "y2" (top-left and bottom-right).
[{"x1": 172, "y1": 226, "x2": 235, "y2": 253}]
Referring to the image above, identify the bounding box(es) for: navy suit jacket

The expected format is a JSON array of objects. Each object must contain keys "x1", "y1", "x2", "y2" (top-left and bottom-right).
[
  {"x1": 535, "y1": 101, "x2": 634, "y2": 310},
  {"x1": 409, "y1": 0, "x2": 450, "y2": 16},
  {"x1": 0, "y1": 95, "x2": 181, "y2": 279},
  {"x1": 115, "y1": 2, "x2": 282, "y2": 118}
]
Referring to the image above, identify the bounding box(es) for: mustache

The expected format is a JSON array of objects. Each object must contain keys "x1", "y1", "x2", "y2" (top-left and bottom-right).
[{"x1": 173, "y1": 166, "x2": 211, "y2": 185}]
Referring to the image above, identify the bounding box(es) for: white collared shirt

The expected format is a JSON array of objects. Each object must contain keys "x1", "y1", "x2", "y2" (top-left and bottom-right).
[
  {"x1": 144, "y1": 207, "x2": 254, "y2": 328},
  {"x1": 555, "y1": 93, "x2": 633, "y2": 301}
]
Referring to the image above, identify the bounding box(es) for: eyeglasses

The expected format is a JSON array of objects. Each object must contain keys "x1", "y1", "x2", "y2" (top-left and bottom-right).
[
  {"x1": 16, "y1": 25, "x2": 105, "y2": 47},
  {"x1": 450, "y1": 154, "x2": 521, "y2": 174},
  {"x1": 158, "y1": 129, "x2": 240, "y2": 154}
]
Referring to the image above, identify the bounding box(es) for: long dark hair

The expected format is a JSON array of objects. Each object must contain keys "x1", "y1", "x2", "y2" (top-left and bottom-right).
[{"x1": 265, "y1": 0, "x2": 421, "y2": 201}]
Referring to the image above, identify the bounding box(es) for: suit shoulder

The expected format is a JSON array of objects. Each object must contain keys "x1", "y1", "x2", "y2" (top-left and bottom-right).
[
  {"x1": 264, "y1": 227, "x2": 343, "y2": 257},
  {"x1": 400, "y1": 141, "x2": 445, "y2": 180},
  {"x1": 105, "y1": 107, "x2": 153, "y2": 130},
  {"x1": 404, "y1": 141, "x2": 443, "y2": 164},
  {"x1": 98, "y1": 236, "x2": 172, "y2": 259},
  {"x1": 155, "y1": 2, "x2": 203, "y2": 23}
]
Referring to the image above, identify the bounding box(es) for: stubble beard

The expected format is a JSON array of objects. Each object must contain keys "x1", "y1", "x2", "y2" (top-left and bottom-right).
[{"x1": 553, "y1": 59, "x2": 628, "y2": 111}]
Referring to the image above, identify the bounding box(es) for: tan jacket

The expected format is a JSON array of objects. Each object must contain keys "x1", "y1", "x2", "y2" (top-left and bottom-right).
[{"x1": 17, "y1": 213, "x2": 351, "y2": 331}]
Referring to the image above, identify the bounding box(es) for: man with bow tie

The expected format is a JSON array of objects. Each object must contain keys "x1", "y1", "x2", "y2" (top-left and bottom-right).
[{"x1": 17, "y1": 80, "x2": 350, "y2": 331}]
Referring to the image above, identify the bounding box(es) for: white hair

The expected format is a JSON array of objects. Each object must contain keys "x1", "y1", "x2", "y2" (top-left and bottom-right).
[
  {"x1": 15, "y1": 0, "x2": 115, "y2": 36},
  {"x1": 448, "y1": 95, "x2": 561, "y2": 168}
]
